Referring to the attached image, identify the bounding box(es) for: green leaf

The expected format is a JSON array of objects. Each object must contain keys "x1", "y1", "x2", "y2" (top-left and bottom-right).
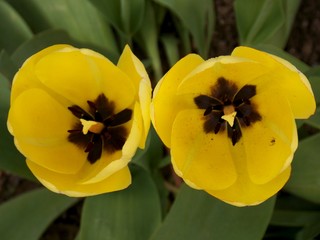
[
  {"x1": 135, "y1": 1, "x2": 162, "y2": 81},
  {"x1": 151, "y1": 185, "x2": 276, "y2": 240},
  {"x1": 78, "y1": 166, "x2": 162, "y2": 240},
  {"x1": 161, "y1": 35, "x2": 180, "y2": 67},
  {"x1": 7, "y1": 0, "x2": 119, "y2": 60},
  {"x1": 235, "y1": 0, "x2": 300, "y2": 48},
  {"x1": 304, "y1": 108, "x2": 320, "y2": 129},
  {"x1": 89, "y1": 0, "x2": 146, "y2": 37},
  {"x1": 0, "y1": 73, "x2": 33, "y2": 180},
  {"x1": 307, "y1": 76, "x2": 320, "y2": 105},
  {"x1": 285, "y1": 133, "x2": 320, "y2": 204},
  {"x1": 296, "y1": 220, "x2": 320, "y2": 240},
  {"x1": 0, "y1": 1, "x2": 33, "y2": 54},
  {"x1": 154, "y1": 0, "x2": 214, "y2": 58},
  {"x1": 271, "y1": 209, "x2": 320, "y2": 227},
  {"x1": 0, "y1": 49, "x2": 18, "y2": 81},
  {"x1": 11, "y1": 29, "x2": 73, "y2": 67},
  {"x1": 0, "y1": 188, "x2": 78, "y2": 240}
]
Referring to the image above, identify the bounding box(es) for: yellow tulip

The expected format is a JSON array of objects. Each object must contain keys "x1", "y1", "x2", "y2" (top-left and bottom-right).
[
  {"x1": 151, "y1": 46, "x2": 315, "y2": 206},
  {"x1": 7, "y1": 45, "x2": 151, "y2": 197}
]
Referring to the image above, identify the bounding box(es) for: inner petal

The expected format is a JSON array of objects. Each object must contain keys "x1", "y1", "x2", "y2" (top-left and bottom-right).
[{"x1": 171, "y1": 109, "x2": 237, "y2": 190}]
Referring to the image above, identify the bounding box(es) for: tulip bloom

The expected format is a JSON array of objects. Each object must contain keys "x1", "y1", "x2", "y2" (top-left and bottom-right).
[
  {"x1": 151, "y1": 46, "x2": 315, "y2": 206},
  {"x1": 8, "y1": 45, "x2": 151, "y2": 197}
]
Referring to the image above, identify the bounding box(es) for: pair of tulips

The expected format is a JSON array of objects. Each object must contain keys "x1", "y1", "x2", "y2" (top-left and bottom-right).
[{"x1": 7, "y1": 45, "x2": 315, "y2": 206}]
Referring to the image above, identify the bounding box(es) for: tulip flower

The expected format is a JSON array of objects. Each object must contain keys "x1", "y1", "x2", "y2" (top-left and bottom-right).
[
  {"x1": 8, "y1": 44, "x2": 151, "y2": 197},
  {"x1": 151, "y1": 46, "x2": 315, "y2": 206}
]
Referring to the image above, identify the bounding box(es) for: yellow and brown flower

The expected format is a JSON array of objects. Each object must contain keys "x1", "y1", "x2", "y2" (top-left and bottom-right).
[
  {"x1": 151, "y1": 46, "x2": 315, "y2": 206},
  {"x1": 8, "y1": 44, "x2": 151, "y2": 197}
]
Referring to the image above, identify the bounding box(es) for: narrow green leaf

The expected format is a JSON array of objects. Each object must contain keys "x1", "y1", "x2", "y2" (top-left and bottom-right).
[
  {"x1": 0, "y1": 188, "x2": 78, "y2": 240},
  {"x1": 89, "y1": 0, "x2": 145, "y2": 38},
  {"x1": 0, "y1": 49, "x2": 18, "y2": 81},
  {"x1": 161, "y1": 35, "x2": 180, "y2": 67},
  {"x1": 79, "y1": 167, "x2": 162, "y2": 240},
  {"x1": 0, "y1": 1, "x2": 33, "y2": 53},
  {"x1": 296, "y1": 220, "x2": 320, "y2": 240},
  {"x1": 8, "y1": 0, "x2": 119, "y2": 60},
  {"x1": 285, "y1": 133, "x2": 320, "y2": 204},
  {"x1": 11, "y1": 29, "x2": 73, "y2": 67},
  {"x1": 154, "y1": 0, "x2": 214, "y2": 58},
  {"x1": 151, "y1": 185, "x2": 276, "y2": 240},
  {"x1": 304, "y1": 108, "x2": 320, "y2": 129},
  {"x1": 135, "y1": 1, "x2": 162, "y2": 81},
  {"x1": 271, "y1": 210, "x2": 320, "y2": 227},
  {"x1": 0, "y1": 73, "x2": 33, "y2": 180},
  {"x1": 235, "y1": 0, "x2": 297, "y2": 47}
]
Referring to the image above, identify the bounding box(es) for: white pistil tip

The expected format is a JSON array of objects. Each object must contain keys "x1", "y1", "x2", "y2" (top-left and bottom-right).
[
  {"x1": 80, "y1": 119, "x2": 104, "y2": 135},
  {"x1": 222, "y1": 111, "x2": 237, "y2": 127}
]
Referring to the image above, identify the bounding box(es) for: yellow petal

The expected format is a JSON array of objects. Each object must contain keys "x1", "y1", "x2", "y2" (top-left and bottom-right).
[
  {"x1": 242, "y1": 90, "x2": 297, "y2": 184},
  {"x1": 177, "y1": 56, "x2": 270, "y2": 97},
  {"x1": 27, "y1": 159, "x2": 131, "y2": 197},
  {"x1": 8, "y1": 88, "x2": 86, "y2": 173},
  {"x1": 232, "y1": 46, "x2": 315, "y2": 119},
  {"x1": 171, "y1": 109, "x2": 237, "y2": 190},
  {"x1": 15, "y1": 139, "x2": 86, "y2": 174},
  {"x1": 206, "y1": 167, "x2": 291, "y2": 206},
  {"x1": 117, "y1": 45, "x2": 151, "y2": 148},
  {"x1": 151, "y1": 54, "x2": 204, "y2": 147},
  {"x1": 11, "y1": 44, "x2": 71, "y2": 102},
  {"x1": 34, "y1": 47, "x2": 135, "y2": 113},
  {"x1": 8, "y1": 88, "x2": 72, "y2": 142}
]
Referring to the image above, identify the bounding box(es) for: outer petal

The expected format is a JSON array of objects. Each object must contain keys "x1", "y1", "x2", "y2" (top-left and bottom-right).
[
  {"x1": 8, "y1": 88, "x2": 86, "y2": 174},
  {"x1": 151, "y1": 54, "x2": 204, "y2": 147},
  {"x1": 10, "y1": 44, "x2": 70, "y2": 102},
  {"x1": 232, "y1": 46, "x2": 315, "y2": 119},
  {"x1": 27, "y1": 160, "x2": 131, "y2": 197},
  {"x1": 171, "y1": 109, "x2": 237, "y2": 190},
  {"x1": 207, "y1": 167, "x2": 291, "y2": 206},
  {"x1": 177, "y1": 56, "x2": 270, "y2": 97},
  {"x1": 76, "y1": 102, "x2": 142, "y2": 184},
  {"x1": 117, "y1": 45, "x2": 151, "y2": 148},
  {"x1": 34, "y1": 47, "x2": 135, "y2": 113},
  {"x1": 242, "y1": 90, "x2": 297, "y2": 184}
]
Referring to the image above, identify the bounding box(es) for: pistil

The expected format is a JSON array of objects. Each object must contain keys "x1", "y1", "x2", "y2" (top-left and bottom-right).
[
  {"x1": 80, "y1": 119, "x2": 105, "y2": 135},
  {"x1": 221, "y1": 105, "x2": 237, "y2": 127}
]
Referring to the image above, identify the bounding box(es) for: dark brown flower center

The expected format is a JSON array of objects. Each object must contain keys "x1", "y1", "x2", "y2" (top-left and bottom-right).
[
  {"x1": 194, "y1": 77, "x2": 261, "y2": 145},
  {"x1": 67, "y1": 94, "x2": 132, "y2": 164}
]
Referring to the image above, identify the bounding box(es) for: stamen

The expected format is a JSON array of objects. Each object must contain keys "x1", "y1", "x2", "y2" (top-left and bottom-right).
[
  {"x1": 80, "y1": 119, "x2": 105, "y2": 135},
  {"x1": 221, "y1": 105, "x2": 237, "y2": 127}
]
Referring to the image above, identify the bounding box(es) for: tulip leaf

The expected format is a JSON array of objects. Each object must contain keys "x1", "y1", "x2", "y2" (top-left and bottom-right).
[
  {"x1": 0, "y1": 188, "x2": 78, "y2": 240},
  {"x1": 7, "y1": 0, "x2": 119, "y2": 59},
  {"x1": 296, "y1": 220, "x2": 320, "y2": 240},
  {"x1": 88, "y1": 0, "x2": 146, "y2": 38},
  {"x1": 154, "y1": 0, "x2": 214, "y2": 58},
  {"x1": 0, "y1": 49, "x2": 18, "y2": 81},
  {"x1": 161, "y1": 35, "x2": 180, "y2": 67},
  {"x1": 135, "y1": 1, "x2": 162, "y2": 81},
  {"x1": 78, "y1": 166, "x2": 162, "y2": 240},
  {"x1": 235, "y1": 0, "x2": 300, "y2": 48},
  {"x1": 0, "y1": 1, "x2": 33, "y2": 54},
  {"x1": 151, "y1": 185, "x2": 276, "y2": 240},
  {"x1": 0, "y1": 73, "x2": 33, "y2": 180},
  {"x1": 11, "y1": 29, "x2": 73, "y2": 67},
  {"x1": 304, "y1": 108, "x2": 320, "y2": 129},
  {"x1": 271, "y1": 209, "x2": 320, "y2": 227},
  {"x1": 285, "y1": 133, "x2": 320, "y2": 204}
]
